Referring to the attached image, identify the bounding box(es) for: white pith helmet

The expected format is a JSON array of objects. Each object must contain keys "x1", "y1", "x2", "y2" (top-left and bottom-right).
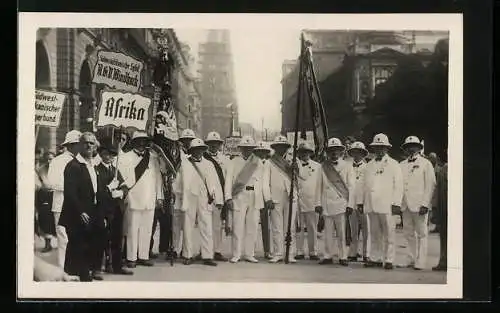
[
  {"x1": 237, "y1": 136, "x2": 257, "y2": 148},
  {"x1": 205, "y1": 131, "x2": 223, "y2": 143},
  {"x1": 401, "y1": 135, "x2": 423, "y2": 150},
  {"x1": 62, "y1": 130, "x2": 82, "y2": 146},
  {"x1": 270, "y1": 135, "x2": 291, "y2": 148},
  {"x1": 253, "y1": 141, "x2": 271, "y2": 152},
  {"x1": 327, "y1": 137, "x2": 345, "y2": 150},
  {"x1": 369, "y1": 133, "x2": 392, "y2": 147},
  {"x1": 188, "y1": 138, "x2": 208, "y2": 151},
  {"x1": 297, "y1": 141, "x2": 314, "y2": 153},
  {"x1": 347, "y1": 141, "x2": 368, "y2": 156},
  {"x1": 180, "y1": 129, "x2": 196, "y2": 140}
]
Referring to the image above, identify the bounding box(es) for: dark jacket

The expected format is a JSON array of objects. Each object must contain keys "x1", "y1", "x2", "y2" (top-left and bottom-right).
[
  {"x1": 95, "y1": 162, "x2": 123, "y2": 221},
  {"x1": 59, "y1": 157, "x2": 102, "y2": 230}
]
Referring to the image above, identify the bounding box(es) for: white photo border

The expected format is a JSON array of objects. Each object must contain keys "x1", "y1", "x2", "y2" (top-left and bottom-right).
[{"x1": 17, "y1": 13, "x2": 463, "y2": 299}]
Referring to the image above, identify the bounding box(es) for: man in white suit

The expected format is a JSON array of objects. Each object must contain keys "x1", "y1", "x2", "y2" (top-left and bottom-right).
[
  {"x1": 315, "y1": 138, "x2": 355, "y2": 266},
  {"x1": 400, "y1": 136, "x2": 436, "y2": 270},
  {"x1": 295, "y1": 141, "x2": 321, "y2": 261},
  {"x1": 356, "y1": 133, "x2": 403, "y2": 270},
  {"x1": 204, "y1": 131, "x2": 230, "y2": 262},
  {"x1": 117, "y1": 131, "x2": 164, "y2": 268},
  {"x1": 180, "y1": 138, "x2": 223, "y2": 266},
  {"x1": 346, "y1": 141, "x2": 370, "y2": 263},
  {"x1": 266, "y1": 135, "x2": 298, "y2": 264},
  {"x1": 47, "y1": 129, "x2": 82, "y2": 268},
  {"x1": 225, "y1": 136, "x2": 270, "y2": 263}
]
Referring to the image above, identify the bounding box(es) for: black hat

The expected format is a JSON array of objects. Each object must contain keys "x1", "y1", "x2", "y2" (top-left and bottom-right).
[{"x1": 97, "y1": 136, "x2": 119, "y2": 155}]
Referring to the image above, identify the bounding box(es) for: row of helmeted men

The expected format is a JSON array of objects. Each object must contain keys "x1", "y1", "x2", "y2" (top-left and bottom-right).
[{"x1": 154, "y1": 130, "x2": 437, "y2": 270}]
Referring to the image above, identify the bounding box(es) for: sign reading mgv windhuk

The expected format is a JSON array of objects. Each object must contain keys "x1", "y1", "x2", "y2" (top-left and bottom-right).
[
  {"x1": 96, "y1": 90, "x2": 152, "y2": 132},
  {"x1": 35, "y1": 89, "x2": 66, "y2": 127},
  {"x1": 92, "y1": 50, "x2": 144, "y2": 93}
]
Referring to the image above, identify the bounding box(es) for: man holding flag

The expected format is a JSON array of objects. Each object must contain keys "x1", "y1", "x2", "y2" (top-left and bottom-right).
[
  {"x1": 314, "y1": 137, "x2": 355, "y2": 266},
  {"x1": 266, "y1": 135, "x2": 299, "y2": 264}
]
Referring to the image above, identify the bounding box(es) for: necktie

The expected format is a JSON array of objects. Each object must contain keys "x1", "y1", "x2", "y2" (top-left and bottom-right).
[
  {"x1": 302, "y1": 162, "x2": 309, "y2": 166},
  {"x1": 353, "y1": 163, "x2": 361, "y2": 168},
  {"x1": 109, "y1": 164, "x2": 115, "y2": 177},
  {"x1": 190, "y1": 157, "x2": 201, "y2": 163},
  {"x1": 408, "y1": 158, "x2": 416, "y2": 163},
  {"x1": 331, "y1": 161, "x2": 338, "y2": 166},
  {"x1": 375, "y1": 157, "x2": 383, "y2": 162}
]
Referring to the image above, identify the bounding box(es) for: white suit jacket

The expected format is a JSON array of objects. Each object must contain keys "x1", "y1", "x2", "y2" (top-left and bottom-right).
[
  {"x1": 224, "y1": 156, "x2": 269, "y2": 210},
  {"x1": 297, "y1": 159, "x2": 321, "y2": 212},
  {"x1": 315, "y1": 159, "x2": 355, "y2": 216},
  {"x1": 349, "y1": 160, "x2": 369, "y2": 212},
  {"x1": 180, "y1": 157, "x2": 223, "y2": 212},
  {"x1": 117, "y1": 149, "x2": 164, "y2": 211},
  {"x1": 47, "y1": 151, "x2": 75, "y2": 213},
  {"x1": 400, "y1": 155, "x2": 436, "y2": 212},
  {"x1": 356, "y1": 154, "x2": 403, "y2": 214},
  {"x1": 264, "y1": 158, "x2": 298, "y2": 205}
]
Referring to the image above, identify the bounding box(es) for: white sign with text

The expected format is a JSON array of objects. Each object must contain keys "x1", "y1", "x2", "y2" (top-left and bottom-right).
[
  {"x1": 92, "y1": 50, "x2": 144, "y2": 93},
  {"x1": 97, "y1": 90, "x2": 152, "y2": 131},
  {"x1": 35, "y1": 89, "x2": 67, "y2": 127}
]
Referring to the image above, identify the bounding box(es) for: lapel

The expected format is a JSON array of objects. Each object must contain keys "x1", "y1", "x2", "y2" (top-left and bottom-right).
[{"x1": 76, "y1": 155, "x2": 95, "y2": 197}]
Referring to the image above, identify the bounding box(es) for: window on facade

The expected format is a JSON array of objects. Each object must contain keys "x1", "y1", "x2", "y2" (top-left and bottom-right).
[{"x1": 372, "y1": 66, "x2": 395, "y2": 93}]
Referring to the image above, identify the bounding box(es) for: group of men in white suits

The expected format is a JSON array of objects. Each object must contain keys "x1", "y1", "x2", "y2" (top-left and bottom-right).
[{"x1": 43, "y1": 127, "x2": 438, "y2": 273}]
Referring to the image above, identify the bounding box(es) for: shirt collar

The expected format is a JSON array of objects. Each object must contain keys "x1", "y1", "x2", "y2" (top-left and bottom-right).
[{"x1": 76, "y1": 154, "x2": 93, "y2": 165}]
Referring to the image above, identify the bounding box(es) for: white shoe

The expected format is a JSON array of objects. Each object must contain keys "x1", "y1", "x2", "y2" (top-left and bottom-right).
[
  {"x1": 244, "y1": 256, "x2": 259, "y2": 263},
  {"x1": 229, "y1": 257, "x2": 240, "y2": 263},
  {"x1": 269, "y1": 256, "x2": 283, "y2": 263},
  {"x1": 287, "y1": 257, "x2": 297, "y2": 263}
]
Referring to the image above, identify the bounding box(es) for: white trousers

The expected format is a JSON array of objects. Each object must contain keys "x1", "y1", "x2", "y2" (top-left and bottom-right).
[
  {"x1": 296, "y1": 211, "x2": 319, "y2": 256},
  {"x1": 182, "y1": 198, "x2": 213, "y2": 259},
  {"x1": 323, "y1": 213, "x2": 348, "y2": 260},
  {"x1": 211, "y1": 205, "x2": 224, "y2": 254},
  {"x1": 348, "y1": 211, "x2": 370, "y2": 258},
  {"x1": 53, "y1": 212, "x2": 67, "y2": 268},
  {"x1": 232, "y1": 191, "x2": 260, "y2": 259},
  {"x1": 270, "y1": 201, "x2": 297, "y2": 258},
  {"x1": 173, "y1": 210, "x2": 184, "y2": 254},
  {"x1": 127, "y1": 209, "x2": 155, "y2": 262},
  {"x1": 403, "y1": 210, "x2": 429, "y2": 268},
  {"x1": 368, "y1": 212, "x2": 396, "y2": 263}
]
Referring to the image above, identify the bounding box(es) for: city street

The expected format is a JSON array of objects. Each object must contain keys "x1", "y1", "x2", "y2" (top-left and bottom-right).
[{"x1": 35, "y1": 226, "x2": 446, "y2": 284}]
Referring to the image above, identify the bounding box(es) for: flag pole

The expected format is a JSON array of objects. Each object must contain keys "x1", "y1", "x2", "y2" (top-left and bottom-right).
[{"x1": 285, "y1": 32, "x2": 305, "y2": 264}]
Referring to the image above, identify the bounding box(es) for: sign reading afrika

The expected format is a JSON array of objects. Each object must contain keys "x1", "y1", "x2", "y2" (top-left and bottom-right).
[
  {"x1": 92, "y1": 50, "x2": 144, "y2": 93},
  {"x1": 224, "y1": 136, "x2": 242, "y2": 156},
  {"x1": 35, "y1": 89, "x2": 67, "y2": 127},
  {"x1": 96, "y1": 90, "x2": 152, "y2": 131}
]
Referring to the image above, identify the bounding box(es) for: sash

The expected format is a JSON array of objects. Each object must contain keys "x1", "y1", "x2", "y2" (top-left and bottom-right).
[
  {"x1": 231, "y1": 154, "x2": 260, "y2": 197},
  {"x1": 322, "y1": 160, "x2": 349, "y2": 201},
  {"x1": 188, "y1": 158, "x2": 214, "y2": 204},
  {"x1": 269, "y1": 154, "x2": 302, "y2": 191},
  {"x1": 204, "y1": 152, "x2": 225, "y2": 194}
]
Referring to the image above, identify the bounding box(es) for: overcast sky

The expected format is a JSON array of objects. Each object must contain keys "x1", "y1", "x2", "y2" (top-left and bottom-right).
[{"x1": 175, "y1": 29, "x2": 301, "y2": 132}]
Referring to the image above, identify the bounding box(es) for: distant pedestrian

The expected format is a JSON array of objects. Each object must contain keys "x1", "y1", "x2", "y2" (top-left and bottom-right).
[
  {"x1": 432, "y1": 163, "x2": 447, "y2": 271},
  {"x1": 35, "y1": 150, "x2": 56, "y2": 252}
]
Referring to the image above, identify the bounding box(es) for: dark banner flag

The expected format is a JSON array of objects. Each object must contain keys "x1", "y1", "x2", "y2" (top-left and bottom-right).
[{"x1": 299, "y1": 33, "x2": 329, "y2": 160}]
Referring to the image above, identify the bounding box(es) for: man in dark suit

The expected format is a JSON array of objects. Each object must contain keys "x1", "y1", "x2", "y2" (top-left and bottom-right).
[
  {"x1": 59, "y1": 132, "x2": 105, "y2": 282},
  {"x1": 95, "y1": 136, "x2": 133, "y2": 276}
]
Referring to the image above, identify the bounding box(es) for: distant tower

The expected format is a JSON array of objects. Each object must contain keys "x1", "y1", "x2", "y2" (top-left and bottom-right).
[{"x1": 198, "y1": 29, "x2": 239, "y2": 139}]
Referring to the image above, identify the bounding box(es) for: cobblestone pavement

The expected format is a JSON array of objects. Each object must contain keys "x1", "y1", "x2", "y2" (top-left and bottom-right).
[{"x1": 35, "y1": 226, "x2": 446, "y2": 284}]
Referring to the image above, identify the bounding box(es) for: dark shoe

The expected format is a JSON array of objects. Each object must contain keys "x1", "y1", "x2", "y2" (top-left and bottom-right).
[
  {"x1": 319, "y1": 258, "x2": 333, "y2": 265},
  {"x1": 149, "y1": 252, "x2": 159, "y2": 259},
  {"x1": 126, "y1": 260, "x2": 136, "y2": 268},
  {"x1": 309, "y1": 255, "x2": 320, "y2": 261},
  {"x1": 362, "y1": 256, "x2": 369, "y2": 263},
  {"x1": 194, "y1": 253, "x2": 202, "y2": 261},
  {"x1": 113, "y1": 268, "x2": 134, "y2": 275},
  {"x1": 347, "y1": 256, "x2": 358, "y2": 262},
  {"x1": 413, "y1": 267, "x2": 423, "y2": 271},
  {"x1": 214, "y1": 253, "x2": 228, "y2": 262},
  {"x1": 203, "y1": 259, "x2": 218, "y2": 266},
  {"x1": 375, "y1": 261, "x2": 384, "y2": 267},
  {"x1": 92, "y1": 272, "x2": 104, "y2": 281},
  {"x1": 339, "y1": 259, "x2": 349, "y2": 266},
  {"x1": 384, "y1": 262, "x2": 394, "y2": 270},
  {"x1": 264, "y1": 252, "x2": 273, "y2": 260},
  {"x1": 137, "y1": 259, "x2": 154, "y2": 267},
  {"x1": 432, "y1": 264, "x2": 447, "y2": 271},
  {"x1": 183, "y1": 258, "x2": 194, "y2": 265},
  {"x1": 295, "y1": 254, "x2": 305, "y2": 260}
]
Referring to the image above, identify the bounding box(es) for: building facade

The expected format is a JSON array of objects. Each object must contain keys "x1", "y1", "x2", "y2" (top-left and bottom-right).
[
  {"x1": 35, "y1": 28, "x2": 198, "y2": 151},
  {"x1": 281, "y1": 30, "x2": 449, "y2": 155},
  {"x1": 198, "y1": 29, "x2": 239, "y2": 139}
]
